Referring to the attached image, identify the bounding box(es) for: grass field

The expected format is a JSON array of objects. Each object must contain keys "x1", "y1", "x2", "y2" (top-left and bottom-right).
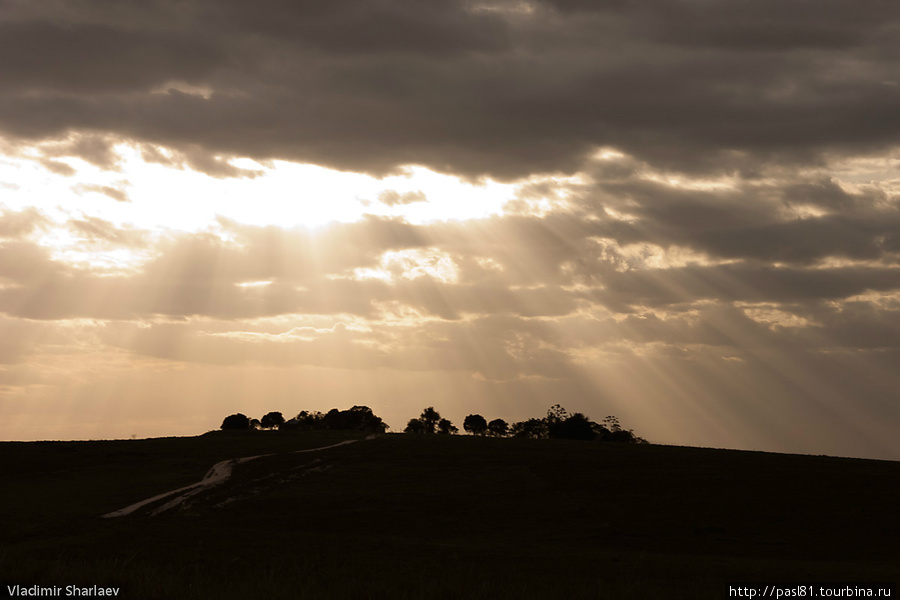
[{"x1": 1, "y1": 432, "x2": 897, "y2": 599}]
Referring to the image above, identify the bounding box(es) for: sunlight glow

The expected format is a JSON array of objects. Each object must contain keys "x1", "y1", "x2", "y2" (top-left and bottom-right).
[
  {"x1": 353, "y1": 248, "x2": 461, "y2": 283},
  {"x1": 467, "y1": 1, "x2": 537, "y2": 15},
  {"x1": 0, "y1": 139, "x2": 529, "y2": 236},
  {"x1": 640, "y1": 171, "x2": 739, "y2": 191},
  {"x1": 235, "y1": 281, "x2": 274, "y2": 288},
  {"x1": 739, "y1": 304, "x2": 816, "y2": 329}
]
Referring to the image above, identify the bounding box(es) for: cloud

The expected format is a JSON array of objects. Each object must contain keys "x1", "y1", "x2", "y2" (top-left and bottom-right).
[
  {"x1": 0, "y1": 203, "x2": 896, "y2": 374},
  {"x1": 594, "y1": 264, "x2": 900, "y2": 311},
  {"x1": 0, "y1": 318, "x2": 40, "y2": 364},
  {"x1": 2, "y1": 0, "x2": 899, "y2": 178},
  {"x1": 633, "y1": 0, "x2": 888, "y2": 51},
  {"x1": 3, "y1": 203, "x2": 899, "y2": 322},
  {"x1": 39, "y1": 159, "x2": 77, "y2": 176},
  {"x1": 67, "y1": 216, "x2": 148, "y2": 248},
  {"x1": 73, "y1": 182, "x2": 130, "y2": 202},
  {"x1": 40, "y1": 134, "x2": 124, "y2": 170},
  {"x1": 563, "y1": 161, "x2": 900, "y2": 267},
  {"x1": 179, "y1": 149, "x2": 264, "y2": 179},
  {"x1": 95, "y1": 312, "x2": 579, "y2": 383},
  {"x1": 378, "y1": 189, "x2": 428, "y2": 206},
  {"x1": 0, "y1": 206, "x2": 47, "y2": 239},
  {"x1": 0, "y1": 19, "x2": 224, "y2": 94},
  {"x1": 1, "y1": 206, "x2": 899, "y2": 457}
]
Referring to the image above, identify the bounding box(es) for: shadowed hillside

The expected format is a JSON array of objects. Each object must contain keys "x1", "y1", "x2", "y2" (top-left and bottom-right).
[{"x1": 1, "y1": 432, "x2": 898, "y2": 599}]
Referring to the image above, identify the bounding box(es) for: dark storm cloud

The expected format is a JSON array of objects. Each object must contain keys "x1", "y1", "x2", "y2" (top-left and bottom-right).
[
  {"x1": 0, "y1": 20, "x2": 224, "y2": 93},
  {"x1": 571, "y1": 170, "x2": 900, "y2": 266},
  {"x1": 597, "y1": 263, "x2": 900, "y2": 310},
  {"x1": 689, "y1": 215, "x2": 900, "y2": 264},
  {"x1": 634, "y1": 0, "x2": 886, "y2": 51},
  {"x1": 774, "y1": 299, "x2": 900, "y2": 350},
  {"x1": 2, "y1": 0, "x2": 900, "y2": 178},
  {"x1": 207, "y1": 0, "x2": 511, "y2": 54},
  {"x1": 600, "y1": 208, "x2": 900, "y2": 266}
]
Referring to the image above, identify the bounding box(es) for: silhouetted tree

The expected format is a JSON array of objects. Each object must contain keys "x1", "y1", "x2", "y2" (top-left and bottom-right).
[
  {"x1": 546, "y1": 404, "x2": 569, "y2": 425},
  {"x1": 404, "y1": 418, "x2": 426, "y2": 434},
  {"x1": 221, "y1": 413, "x2": 251, "y2": 430},
  {"x1": 590, "y1": 421, "x2": 610, "y2": 439},
  {"x1": 463, "y1": 414, "x2": 488, "y2": 436},
  {"x1": 602, "y1": 415, "x2": 621, "y2": 432},
  {"x1": 510, "y1": 418, "x2": 548, "y2": 439},
  {"x1": 280, "y1": 407, "x2": 387, "y2": 433},
  {"x1": 289, "y1": 410, "x2": 325, "y2": 430},
  {"x1": 249, "y1": 418, "x2": 262, "y2": 430},
  {"x1": 323, "y1": 405, "x2": 387, "y2": 433},
  {"x1": 606, "y1": 429, "x2": 637, "y2": 442},
  {"x1": 437, "y1": 418, "x2": 458, "y2": 435},
  {"x1": 345, "y1": 405, "x2": 388, "y2": 433},
  {"x1": 548, "y1": 412, "x2": 596, "y2": 441},
  {"x1": 323, "y1": 408, "x2": 345, "y2": 429},
  {"x1": 487, "y1": 418, "x2": 509, "y2": 437},
  {"x1": 419, "y1": 407, "x2": 441, "y2": 434},
  {"x1": 597, "y1": 415, "x2": 645, "y2": 443},
  {"x1": 260, "y1": 411, "x2": 285, "y2": 430}
]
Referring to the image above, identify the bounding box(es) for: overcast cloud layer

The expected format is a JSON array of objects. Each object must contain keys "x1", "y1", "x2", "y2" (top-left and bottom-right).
[
  {"x1": 2, "y1": 0, "x2": 900, "y2": 178},
  {"x1": 1, "y1": 0, "x2": 899, "y2": 459}
]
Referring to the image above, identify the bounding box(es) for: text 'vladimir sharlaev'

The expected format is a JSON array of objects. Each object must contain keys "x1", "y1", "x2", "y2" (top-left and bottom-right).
[{"x1": 7, "y1": 585, "x2": 120, "y2": 597}]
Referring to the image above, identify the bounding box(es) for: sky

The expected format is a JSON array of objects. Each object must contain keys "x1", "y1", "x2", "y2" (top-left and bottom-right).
[{"x1": 1, "y1": 0, "x2": 899, "y2": 460}]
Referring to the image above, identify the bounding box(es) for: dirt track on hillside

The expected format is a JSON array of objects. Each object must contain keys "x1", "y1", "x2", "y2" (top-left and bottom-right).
[{"x1": 102, "y1": 437, "x2": 369, "y2": 518}]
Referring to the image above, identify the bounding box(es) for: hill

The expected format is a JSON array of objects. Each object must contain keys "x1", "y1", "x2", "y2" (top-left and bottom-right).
[{"x1": 1, "y1": 432, "x2": 898, "y2": 599}]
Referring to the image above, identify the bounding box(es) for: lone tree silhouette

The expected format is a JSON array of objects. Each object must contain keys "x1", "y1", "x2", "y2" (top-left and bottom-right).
[
  {"x1": 343, "y1": 405, "x2": 388, "y2": 433},
  {"x1": 404, "y1": 418, "x2": 426, "y2": 434},
  {"x1": 419, "y1": 407, "x2": 441, "y2": 434},
  {"x1": 546, "y1": 404, "x2": 568, "y2": 425},
  {"x1": 488, "y1": 418, "x2": 509, "y2": 437},
  {"x1": 463, "y1": 414, "x2": 488, "y2": 436},
  {"x1": 260, "y1": 411, "x2": 285, "y2": 430},
  {"x1": 221, "y1": 413, "x2": 250, "y2": 430},
  {"x1": 438, "y1": 418, "x2": 458, "y2": 435}
]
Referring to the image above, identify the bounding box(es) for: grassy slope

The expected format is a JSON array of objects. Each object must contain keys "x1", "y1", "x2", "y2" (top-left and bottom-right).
[{"x1": 1, "y1": 432, "x2": 898, "y2": 599}]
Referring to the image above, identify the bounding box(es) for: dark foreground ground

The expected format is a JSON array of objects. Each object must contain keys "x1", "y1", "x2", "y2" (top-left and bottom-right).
[{"x1": 1, "y1": 431, "x2": 898, "y2": 599}]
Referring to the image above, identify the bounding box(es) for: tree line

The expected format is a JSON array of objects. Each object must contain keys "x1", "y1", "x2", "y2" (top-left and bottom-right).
[
  {"x1": 220, "y1": 405, "x2": 387, "y2": 433},
  {"x1": 403, "y1": 404, "x2": 646, "y2": 443},
  {"x1": 220, "y1": 403, "x2": 645, "y2": 443}
]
